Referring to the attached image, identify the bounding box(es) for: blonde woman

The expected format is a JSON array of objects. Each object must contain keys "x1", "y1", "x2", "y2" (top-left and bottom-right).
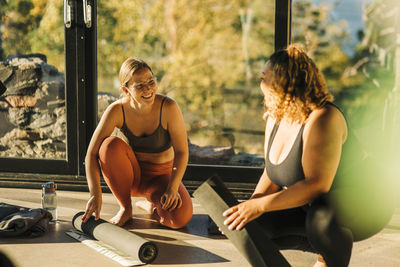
[
  {"x1": 223, "y1": 45, "x2": 392, "y2": 266},
  {"x1": 82, "y1": 58, "x2": 193, "y2": 228}
]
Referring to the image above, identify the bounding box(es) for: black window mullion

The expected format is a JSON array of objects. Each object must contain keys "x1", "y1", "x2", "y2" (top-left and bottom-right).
[
  {"x1": 275, "y1": 0, "x2": 292, "y2": 51},
  {"x1": 64, "y1": 0, "x2": 79, "y2": 174},
  {"x1": 82, "y1": 0, "x2": 98, "y2": 176},
  {"x1": 75, "y1": 0, "x2": 97, "y2": 176}
]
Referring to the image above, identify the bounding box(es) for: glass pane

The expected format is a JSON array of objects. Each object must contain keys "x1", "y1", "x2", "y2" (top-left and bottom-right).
[
  {"x1": 97, "y1": 0, "x2": 275, "y2": 166},
  {"x1": 0, "y1": 1, "x2": 66, "y2": 159},
  {"x1": 292, "y1": 0, "x2": 398, "y2": 159}
]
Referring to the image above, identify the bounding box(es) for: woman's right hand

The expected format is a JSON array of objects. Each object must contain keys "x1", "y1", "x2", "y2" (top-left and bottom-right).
[{"x1": 82, "y1": 194, "x2": 102, "y2": 222}]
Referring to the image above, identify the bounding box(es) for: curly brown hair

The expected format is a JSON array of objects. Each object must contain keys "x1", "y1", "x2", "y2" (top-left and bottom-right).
[{"x1": 264, "y1": 44, "x2": 333, "y2": 123}]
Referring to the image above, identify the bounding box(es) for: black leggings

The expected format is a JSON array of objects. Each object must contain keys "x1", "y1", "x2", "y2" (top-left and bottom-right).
[{"x1": 256, "y1": 188, "x2": 394, "y2": 267}]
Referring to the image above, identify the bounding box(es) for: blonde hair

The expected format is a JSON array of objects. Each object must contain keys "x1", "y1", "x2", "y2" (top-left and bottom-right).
[
  {"x1": 264, "y1": 44, "x2": 333, "y2": 123},
  {"x1": 119, "y1": 57, "x2": 153, "y2": 87}
]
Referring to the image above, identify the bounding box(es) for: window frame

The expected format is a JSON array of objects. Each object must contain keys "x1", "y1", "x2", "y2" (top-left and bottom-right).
[
  {"x1": 0, "y1": 0, "x2": 291, "y2": 192},
  {"x1": 0, "y1": 0, "x2": 97, "y2": 176}
]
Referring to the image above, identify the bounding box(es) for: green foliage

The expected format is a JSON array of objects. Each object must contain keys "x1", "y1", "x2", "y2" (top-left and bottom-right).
[
  {"x1": 342, "y1": 0, "x2": 398, "y2": 131},
  {"x1": 1, "y1": 0, "x2": 44, "y2": 56},
  {"x1": 0, "y1": 0, "x2": 64, "y2": 69},
  {"x1": 292, "y1": 0, "x2": 352, "y2": 94},
  {"x1": 96, "y1": 0, "x2": 276, "y2": 147},
  {"x1": 29, "y1": 0, "x2": 65, "y2": 71},
  {"x1": 3, "y1": 0, "x2": 386, "y2": 157},
  {"x1": 0, "y1": 0, "x2": 7, "y2": 59},
  {"x1": 334, "y1": 0, "x2": 400, "y2": 173}
]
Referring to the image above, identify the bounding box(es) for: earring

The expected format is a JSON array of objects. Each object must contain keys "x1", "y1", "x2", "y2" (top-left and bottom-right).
[{"x1": 121, "y1": 86, "x2": 129, "y2": 93}]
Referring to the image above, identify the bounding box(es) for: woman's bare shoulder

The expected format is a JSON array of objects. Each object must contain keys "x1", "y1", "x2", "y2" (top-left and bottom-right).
[
  {"x1": 99, "y1": 98, "x2": 124, "y2": 128},
  {"x1": 158, "y1": 94, "x2": 175, "y2": 104},
  {"x1": 305, "y1": 104, "x2": 347, "y2": 142},
  {"x1": 159, "y1": 94, "x2": 179, "y2": 111},
  {"x1": 103, "y1": 99, "x2": 123, "y2": 115},
  {"x1": 309, "y1": 104, "x2": 345, "y2": 124}
]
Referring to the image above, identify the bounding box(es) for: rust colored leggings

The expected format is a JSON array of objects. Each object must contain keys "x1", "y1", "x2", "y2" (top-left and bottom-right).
[{"x1": 98, "y1": 136, "x2": 193, "y2": 229}]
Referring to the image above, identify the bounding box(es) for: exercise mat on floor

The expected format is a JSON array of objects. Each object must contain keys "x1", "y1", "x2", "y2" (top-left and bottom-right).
[
  {"x1": 193, "y1": 175, "x2": 290, "y2": 267},
  {"x1": 67, "y1": 211, "x2": 157, "y2": 265}
]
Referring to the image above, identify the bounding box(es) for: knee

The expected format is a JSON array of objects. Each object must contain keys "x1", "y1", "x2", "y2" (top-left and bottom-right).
[
  {"x1": 99, "y1": 136, "x2": 128, "y2": 162},
  {"x1": 306, "y1": 205, "x2": 335, "y2": 244},
  {"x1": 159, "y1": 199, "x2": 193, "y2": 229},
  {"x1": 171, "y1": 187, "x2": 194, "y2": 229},
  {"x1": 166, "y1": 211, "x2": 193, "y2": 229}
]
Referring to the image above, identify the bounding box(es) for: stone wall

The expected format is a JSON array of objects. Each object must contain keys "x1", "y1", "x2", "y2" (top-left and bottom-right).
[{"x1": 0, "y1": 54, "x2": 66, "y2": 158}]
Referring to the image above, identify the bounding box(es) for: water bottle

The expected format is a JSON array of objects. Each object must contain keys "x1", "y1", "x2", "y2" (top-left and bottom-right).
[{"x1": 42, "y1": 181, "x2": 58, "y2": 221}]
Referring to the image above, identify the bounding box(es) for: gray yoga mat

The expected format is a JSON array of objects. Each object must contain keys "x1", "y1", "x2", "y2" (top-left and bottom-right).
[
  {"x1": 72, "y1": 211, "x2": 158, "y2": 264},
  {"x1": 193, "y1": 175, "x2": 291, "y2": 267}
]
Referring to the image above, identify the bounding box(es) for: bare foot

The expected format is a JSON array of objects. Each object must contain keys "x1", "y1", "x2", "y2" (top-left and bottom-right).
[
  {"x1": 313, "y1": 255, "x2": 327, "y2": 267},
  {"x1": 135, "y1": 200, "x2": 155, "y2": 213},
  {"x1": 135, "y1": 200, "x2": 160, "y2": 221},
  {"x1": 109, "y1": 207, "x2": 132, "y2": 226}
]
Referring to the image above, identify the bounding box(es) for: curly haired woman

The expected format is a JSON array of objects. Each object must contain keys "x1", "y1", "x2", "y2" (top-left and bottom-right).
[{"x1": 223, "y1": 44, "x2": 394, "y2": 266}]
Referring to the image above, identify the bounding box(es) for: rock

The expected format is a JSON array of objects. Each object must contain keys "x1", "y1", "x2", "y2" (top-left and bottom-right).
[
  {"x1": 230, "y1": 152, "x2": 265, "y2": 167},
  {"x1": 0, "y1": 101, "x2": 9, "y2": 109},
  {"x1": 0, "y1": 81, "x2": 6, "y2": 96},
  {"x1": 5, "y1": 95, "x2": 37, "y2": 107},
  {"x1": 0, "y1": 54, "x2": 67, "y2": 159},
  {"x1": 6, "y1": 53, "x2": 47, "y2": 63},
  {"x1": 29, "y1": 109, "x2": 56, "y2": 129},
  {"x1": 189, "y1": 142, "x2": 235, "y2": 164},
  {"x1": 47, "y1": 99, "x2": 65, "y2": 108},
  {"x1": 98, "y1": 92, "x2": 118, "y2": 120},
  {"x1": 0, "y1": 110, "x2": 13, "y2": 134},
  {"x1": 15, "y1": 129, "x2": 41, "y2": 141},
  {"x1": 0, "y1": 63, "x2": 13, "y2": 85},
  {"x1": 38, "y1": 81, "x2": 65, "y2": 100},
  {"x1": 0, "y1": 63, "x2": 41, "y2": 96},
  {"x1": 8, "y1": 107, "x2": 33, "y2": 127},
  {"x1": 0, "y1": 144, "x2": 6, "y2": 152}
]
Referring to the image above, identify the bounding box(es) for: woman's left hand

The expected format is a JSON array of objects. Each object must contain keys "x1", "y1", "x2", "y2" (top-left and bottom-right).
[
  {"x1": 160, "y1": 189, "x2": 182, "y2": 211},
  {"x1": 222, "y1": 198, "x2": 264, "y2": 231}
]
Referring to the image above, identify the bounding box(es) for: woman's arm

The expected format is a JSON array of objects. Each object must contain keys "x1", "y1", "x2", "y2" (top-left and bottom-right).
[
  {"x1": 160, "y1": 98, "x2": 189, "y2": 211},
  {"x1": 250, "y1": 168, "x2": 280, "y2": 199},
  {"x1": 82, "y1": 101, "x2": 122, "y2": 222},
  {"x1": 224, "y1": 106, "x2": 347, "y2": 230}
]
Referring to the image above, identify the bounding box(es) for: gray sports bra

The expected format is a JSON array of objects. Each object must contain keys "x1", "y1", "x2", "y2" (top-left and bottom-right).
[
  {"x1": 265, "y1": 119, "x2": 306, "y2": 187},
  {"x1": 120, "y1": 97, "x2": 172, "y2": 153},
  {"x1": 265, "y1": 102, "x2": 367, "y2": 189}
]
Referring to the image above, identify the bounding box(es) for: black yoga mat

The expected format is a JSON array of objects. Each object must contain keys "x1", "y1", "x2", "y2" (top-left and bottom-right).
[
  {"x1": 193, "y1": 176, "x2": 291, "y2": 267},
  {"x1": 72, "y1": 211, "x2": 158, "y2": 264}
]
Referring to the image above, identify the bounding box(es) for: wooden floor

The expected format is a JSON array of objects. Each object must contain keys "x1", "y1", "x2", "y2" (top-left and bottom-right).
[{"x1": 0, "y1": 187, "x2": 399, "y2": 267}]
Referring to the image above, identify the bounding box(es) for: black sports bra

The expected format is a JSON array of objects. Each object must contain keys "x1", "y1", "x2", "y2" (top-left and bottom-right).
[
  {"x1": 265, "y1": 119, "x2": 306, "y2": 187},
  {"x1": 265, "y1": 102, "x2": 368, "y2": 189},
  {"x1": 120, "y1": 97, "x2": 172, "y2": 153}
]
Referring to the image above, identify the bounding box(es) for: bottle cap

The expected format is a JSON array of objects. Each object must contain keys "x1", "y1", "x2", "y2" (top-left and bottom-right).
[{"x1": 42, "y1": 181, "x2": 57, "y2": 193}]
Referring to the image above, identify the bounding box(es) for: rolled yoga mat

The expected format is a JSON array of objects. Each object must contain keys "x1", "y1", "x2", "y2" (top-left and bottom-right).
[
  {"x1": 72, "y1": 211, "x2": 158, "y2": 264},
  {"x1": 193, "y1": 175, "x2": 291, "y2": 267}
]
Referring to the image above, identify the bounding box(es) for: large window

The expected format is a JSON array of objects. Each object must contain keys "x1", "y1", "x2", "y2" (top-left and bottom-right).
[
  {"x1": 0, "y1": 1, "x2": 67, "y2": 160},
  {"x1": 97, "y1": 0, "x2": 275, "y2": 167},
  {"x1": 2, "y1": 0, "x2": 397, "y2": 184},
  {"x1": 0, "y1": 0, "x2": 93, "y2": 175}
]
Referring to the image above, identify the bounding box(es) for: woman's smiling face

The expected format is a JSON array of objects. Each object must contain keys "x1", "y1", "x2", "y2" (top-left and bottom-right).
[{"x1": 127, "y1": 67, "x2": 157, "y2": 105}]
